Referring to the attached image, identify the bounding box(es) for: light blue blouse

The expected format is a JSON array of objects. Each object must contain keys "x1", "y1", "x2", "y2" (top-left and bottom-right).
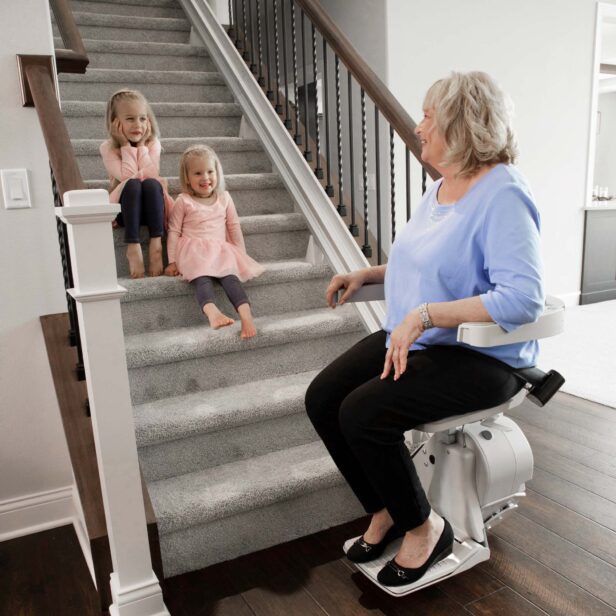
[{"x1": 383, "y1": 164, "x2": 545, "y2": 368}]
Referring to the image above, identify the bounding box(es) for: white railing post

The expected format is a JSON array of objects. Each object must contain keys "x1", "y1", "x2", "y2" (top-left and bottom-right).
[{"x1": 55, "y1": 189, "x2": 169, "y2": 616}]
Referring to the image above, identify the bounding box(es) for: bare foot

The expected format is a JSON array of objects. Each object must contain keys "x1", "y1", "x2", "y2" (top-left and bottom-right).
[
  {"x1": 238, "y1": 303, "x2": 257, "y2": 338},
  {"x1": 148, "y1": 237, "x2": 163, "y2": 277},
  {"x1": 363, "y1": 508, "x2": 395, "y2": 543},
  {"x1": 126, "y1": 243, "x2": 145, "y2": 279},
  {"x1": 203, "y1": 303, "x2": 235, "y2": 329},
  {"x1": 394, "y1": 510, "x2": 444, "y2": 568}
]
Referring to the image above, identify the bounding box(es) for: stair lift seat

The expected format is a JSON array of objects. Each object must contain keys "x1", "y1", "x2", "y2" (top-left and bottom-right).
[{"x1": 339, "y1": 285, "x2": 565, "y2": 596}]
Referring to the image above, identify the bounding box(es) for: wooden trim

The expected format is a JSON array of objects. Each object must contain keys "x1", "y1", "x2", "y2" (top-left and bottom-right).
[
  {"x1": 295, "y1": 0, "x2": 440, "y2": 180},
  {"x1": 16, "y1": 55, "x2": 55, "y2": 107},
  {"x1": 41, "y1": 314, "x2": 164, "y2": 614},
  {"x1": 21, "y1": 59, "x2": 85, "y2": 198},
  {"x1": 50, "y1": 0, "x2": 89, "y2": 74}
]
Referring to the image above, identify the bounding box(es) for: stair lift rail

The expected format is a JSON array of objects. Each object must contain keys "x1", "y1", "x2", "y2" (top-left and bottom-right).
[
  {"x1": 226, "y1": 0, "x2": 439, "y2": 266},
  {"x1": 338, "y1": 284, "x2": 565, "y2": 596}
]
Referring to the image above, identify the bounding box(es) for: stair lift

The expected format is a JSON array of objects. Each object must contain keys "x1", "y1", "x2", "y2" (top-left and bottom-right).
[{"x1": 340, "y1": 285, "x2": 565, "y2": 597}]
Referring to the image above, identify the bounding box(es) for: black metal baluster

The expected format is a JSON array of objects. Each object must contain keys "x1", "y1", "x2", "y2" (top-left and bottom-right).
[
  {"x1": 348, "y1": 71, "x2": 358, "y2": 236},
  {"x1": 301, "y1": 10, "x2": 311, "y2": 160},
  {"x1": 241, "y1": 0, "x2": 249, "y2": 59},
  {"x1": 227, "y1": 0, "x2": 234, "y2": 39},
  {"x1": 406, "y1": 147, "x2": 411, "y2": 221},
  {"x1": 422, "y1": 167, "x2": 427, "y2": 195},
  {"x1": 248, "y1": 0, "x2": 256, "y2": 72},
  {"x1": 390, "y1": 125, "x2": 396, "y2": 241},
  {"x1": 291, "y1": 1, "x2": 301, "y2": 144},
  {"x1": 256, "y1": 0, "x2": 264, "y2": 85},
  {"x1": 281, "y1": 0, "x2": 291, "y2": 128},
  {"x1": 312, "y1": 24, "x2": 322, "y2": 176},
  {"x1": 264, "y1": 0, "x2": 273, "y2": 100},
  {"x1": 323, "y1": 39, "x2": 333, "y2": 195},
  {"x1": 273, "y1": 0, "x2": 282, "y2": 113},
  {"x1": 234, "y1": 0, "x2": 242, "y2": 49},
  {"x1": 375, "y1": 107, "x2": 382, "y2": 264},
  {"x1": 361, "y1": 89, "x2": 371, "y2": 257},
  {"x1": 335, "y1": 55, "x2": 345, "y2": 215}
]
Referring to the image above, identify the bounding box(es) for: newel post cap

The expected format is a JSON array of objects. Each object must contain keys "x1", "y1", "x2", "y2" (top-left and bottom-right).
[{"x1": 56, "y1": 189, "x2": 119, "y2": 224}]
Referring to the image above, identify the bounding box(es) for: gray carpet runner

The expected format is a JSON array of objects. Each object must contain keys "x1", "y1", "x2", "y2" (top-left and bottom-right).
[{"x1": 56, "y1": 0, "x2": 366, "y2": 576}]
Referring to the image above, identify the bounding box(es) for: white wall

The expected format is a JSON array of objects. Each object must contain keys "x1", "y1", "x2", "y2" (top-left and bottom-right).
[
  {"x1": 594, "y1": 91, "x2": 616, "y2": 193},
  {"x1": 386, "y1": 0, "x2": 611, "y2": 303},
  {"x1": 0, "y1": 0, "x2": 73, "y2": 534}
]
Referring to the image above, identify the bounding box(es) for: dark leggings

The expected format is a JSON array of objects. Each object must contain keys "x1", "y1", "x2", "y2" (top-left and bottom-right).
[
  {"x1": 117, "y1": 178, "x2": 164, "y2": 243},
  {"x1": 305, "y1": 330, "x2": 522, "y2": 531},
  {"x1": 191, "y1": 275, "x2": 249, "y2": 311}
]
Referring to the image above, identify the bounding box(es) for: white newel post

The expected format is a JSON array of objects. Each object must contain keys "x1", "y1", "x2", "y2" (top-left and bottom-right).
[{"x1": 56, "y1": 189, "x2": 169, "y2": 616}]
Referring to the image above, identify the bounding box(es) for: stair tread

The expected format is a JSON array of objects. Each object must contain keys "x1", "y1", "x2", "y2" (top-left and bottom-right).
[
  {"x1": 135, "y1": 369, "x2": 319, "y2": 446},
  {"x1": 74, "y1": 0, "x2": 180, "y2": 7},
  {"x1": 59, "y1": 68, "x2": 225, "y2": 85},
  {"x1": 125, "y1": 304, "x2": 363, "y2": 368},
  {"x1": 66, "y1": 11, "x2": 190, "y2": 30},
  {"x1": 119, "y1": 260, "x2": 331, "y2": 302},
  {"x1": 62, "y1": 101, "x2": 241, "y2": 116},
  {"x1": 67, "y1": 38, "x2": 209, "y2": 57},
  {"x1": 149, "y1": 440, "x2": 343, "y2": 533},
  {"x1": 73, "y1": 137, "x2": 262, "y2": 156}
]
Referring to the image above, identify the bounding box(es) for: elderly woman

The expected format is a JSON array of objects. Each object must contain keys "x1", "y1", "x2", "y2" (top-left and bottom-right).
[{"x1": 305, "y1": 71, "x2": 544, "y2": 587}]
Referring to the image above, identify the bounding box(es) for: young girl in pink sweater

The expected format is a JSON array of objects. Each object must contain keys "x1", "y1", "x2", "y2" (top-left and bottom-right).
[
  {"x1": 100, "y1": 89, "x2": 173, "y2": 278},
  {"x1": 164, "y1": 145, "x2": 264, "y2": 338}
]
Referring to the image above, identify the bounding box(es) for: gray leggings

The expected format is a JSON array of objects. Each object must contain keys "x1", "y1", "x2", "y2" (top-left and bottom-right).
[{"x1": 191, "y1": 275, "x2": 249, "y2": 311}]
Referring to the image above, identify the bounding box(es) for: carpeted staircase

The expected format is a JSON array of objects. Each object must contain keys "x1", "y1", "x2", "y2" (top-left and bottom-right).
[{"x1": 54, "y1": 0, "x2": 367, "y2": 577}]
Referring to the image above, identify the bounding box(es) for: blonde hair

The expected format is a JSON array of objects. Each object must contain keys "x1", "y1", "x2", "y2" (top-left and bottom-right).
[
  {"x1": 105, "y1": 89, "x2": 159, "y2": 148},
  {"x1": 423, "y1": 71, "x2": 518, "y2": 177},
  {"x1": 179, "y1": 145, "x2": 226, "y2": 196}
]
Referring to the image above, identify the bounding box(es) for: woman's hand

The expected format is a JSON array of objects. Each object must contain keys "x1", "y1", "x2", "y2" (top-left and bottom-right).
[
  {"x1": 111, "y1": 119, "x2": 128, "y2": 146},
  {"x1": 325, "y1": 270, "x2": 367, "y2": 308},
  {"x1": 381, "y1": 308, "x2": 424, "y2": 381},
  {"x1": 164, "y1": 262, "x2": 180, "y2": 276},
  {"x1": 137, "y1": 119, "x2": 151, "y2": 147}
]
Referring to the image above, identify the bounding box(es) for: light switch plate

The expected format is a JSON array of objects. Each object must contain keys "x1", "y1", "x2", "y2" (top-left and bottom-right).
[{"x1": 1, "y1": 169, "x2": 32, "y2": 209}]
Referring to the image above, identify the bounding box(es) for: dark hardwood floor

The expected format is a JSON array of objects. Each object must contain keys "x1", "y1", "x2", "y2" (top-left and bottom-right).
[{"x1": 2, "y1": 391, "x2": 615, "y2": 616}]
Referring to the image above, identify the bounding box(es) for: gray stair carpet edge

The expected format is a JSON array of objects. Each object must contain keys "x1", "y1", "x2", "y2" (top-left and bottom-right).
[
  {"x1": 73, "y1": 137, "x2": 261, "y2": 155},
  {"x1": 67, "y1": 11, "x2": 190, "y2": 31},
  {"x1": 134, "y1": 369, "x2": 319, "y2": 446},
  {"x1": 58, "y1": 38, "x2": 210, "y2": 57},
  {"x1": 61, "y1": 101, "x2": 241, "y2": 117},
  {"x1": 71, "y1": 0, "x2": 184, "y2": 18},
  {"x1": 125, "y1": 304, "x2": 363, "y2": 368},
  {"x1": 149, "y1": 440, "x2": 356, "y2": 534},
  {"x1": 59, "y1": 69, "x2": 226, "y2": 86},
  {"x1": 72, "y1": 0, "x2": 181, "y2": 9},
  {"x1": 119, "y1": 260, "x2": 331, "y2": 302}
]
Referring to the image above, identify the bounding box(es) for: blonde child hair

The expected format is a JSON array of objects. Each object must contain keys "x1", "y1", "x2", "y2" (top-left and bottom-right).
[
  {"x1": 179, "y1": 144, "x2": 226, "y2": 196},
  {"x1": 105, "y1": 89, "x2": 160, "y2": 149}
]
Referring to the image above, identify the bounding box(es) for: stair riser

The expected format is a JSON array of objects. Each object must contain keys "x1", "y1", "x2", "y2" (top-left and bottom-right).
[
  {"x1": 70, "y1": 0, "x2": 185, "y2": 18},
  {"x1": 64, "y1": 115, "x2": 241, "y2": 139},
  {"x1": 76, "y1": 148, "x2": 270, "y2": 181},
  {"x1": 121, "y1": 276, "x2": 330, "y2": 334},
  {"x1": 159, "y1": 482, "x2": 364, "y2": 576},
  {"x1": 53, "y1": 23, "x2": 189, "y2": 43},
  {"x1": 60, "y1": 82, "x2": 233, "y2": 104},
  {"x1": 113, "y1": 228, "x2": 308, "y2": 277},
  {"x1": 140, "y1": 412, "x2": 318, "y2": 482},
  {"x1": 85, "y1": 52, "x2": 215, "y2": 71},
  {"x1": 128, "y1": 330, "x2": 364, "y2": 405}
]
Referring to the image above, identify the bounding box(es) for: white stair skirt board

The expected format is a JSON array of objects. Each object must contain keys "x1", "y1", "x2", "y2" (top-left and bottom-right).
[{"x1": 343, "y1": 536, "x2": 490, "y2": 597}]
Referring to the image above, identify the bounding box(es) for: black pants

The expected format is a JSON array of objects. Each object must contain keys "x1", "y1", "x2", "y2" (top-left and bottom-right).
[
  {"x1": 191, "y1": 274, "x2": 249, "y2": 311},
  {"x1": 305, "y1": 330, "x2": 522, "y2": 531},
  {"x1": 117, "y1": 178, "x2": 164, "y2": 243}
]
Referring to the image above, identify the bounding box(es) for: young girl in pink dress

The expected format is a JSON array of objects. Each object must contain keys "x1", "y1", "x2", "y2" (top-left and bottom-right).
[
  {"x1": 100, "y1": 89, "x2": 173, "y2": 278},
  {"x1": 164, "y1": 145, "x2": 264, "y2": 338}
]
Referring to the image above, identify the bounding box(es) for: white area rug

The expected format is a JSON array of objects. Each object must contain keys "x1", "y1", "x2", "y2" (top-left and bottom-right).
[{"x1": 537, "y1": 300, "x2": 616, "y2": 409}]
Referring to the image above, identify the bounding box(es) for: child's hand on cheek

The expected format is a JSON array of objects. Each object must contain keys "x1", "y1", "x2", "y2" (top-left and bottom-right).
[
  {"x1": 138, "y1": 119, "x2": 151, "y2": 147},
  {"x1": 112, "y1": 119, "x2": 128, "y2": 146}
]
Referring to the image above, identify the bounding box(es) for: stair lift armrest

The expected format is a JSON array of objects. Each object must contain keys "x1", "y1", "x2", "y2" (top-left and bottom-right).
[{"x1": 338, "y1": 283, "x2": 386, "y2": 303}]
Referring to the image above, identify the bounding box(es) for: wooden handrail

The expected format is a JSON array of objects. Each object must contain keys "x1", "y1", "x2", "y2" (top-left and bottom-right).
[
  {"x1": 296, "y1": 0, "x2": 440, "y2": 180},
  {"x1": 49, "y1": 0, "x2": 89, "y2": 73},
  {"x1": 23, "y1": 62, "x2": 85, "y2": 196}
]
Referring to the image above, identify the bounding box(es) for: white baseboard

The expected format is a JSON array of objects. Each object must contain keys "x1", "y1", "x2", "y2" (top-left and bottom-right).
[
  {"x1": 0, "y1": 485, "x2": 75, "y2": 542},
  {"x1": 555, "y1": 291, "x2": 580, "y2": 307}
]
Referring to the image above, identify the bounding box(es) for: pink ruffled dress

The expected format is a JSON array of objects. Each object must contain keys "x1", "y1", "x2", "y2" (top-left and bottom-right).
[{"x1": 167, "y1": 191, "x2": 264, "y2": 282}]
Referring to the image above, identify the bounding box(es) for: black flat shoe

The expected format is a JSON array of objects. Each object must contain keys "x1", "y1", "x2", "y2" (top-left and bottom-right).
[
  {"x1": 376, "y1": 518, "x2": 454, "y2": 586},
  {"x1": 346, "y1": 525, "x2": 405, "y2": 563}
]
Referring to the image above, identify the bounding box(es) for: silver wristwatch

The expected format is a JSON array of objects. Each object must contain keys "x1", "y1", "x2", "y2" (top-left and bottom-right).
[{"x1": 418, "y1": 303, "x2": 434, "y2": 330}]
